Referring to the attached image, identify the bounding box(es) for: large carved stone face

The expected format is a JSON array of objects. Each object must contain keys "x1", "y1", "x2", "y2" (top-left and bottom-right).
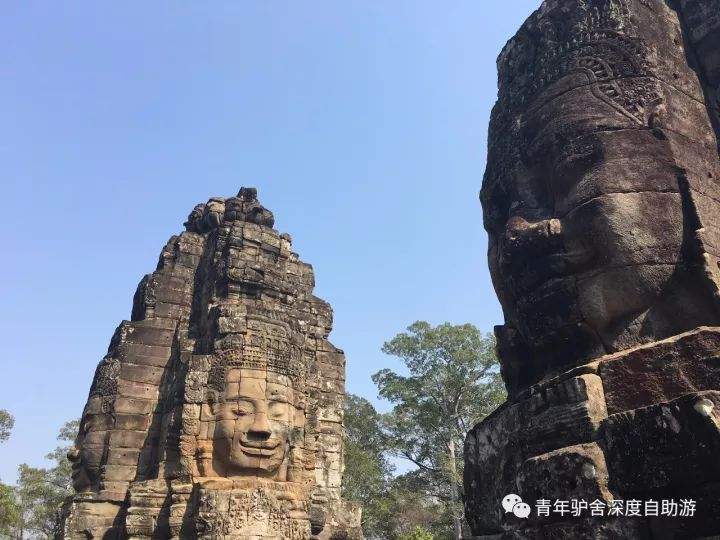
[
  {"x1": 482, "y1": 12, "x2": 720, "y2": 391},
  {"x1": 68, "y1": 396, "x2": 110, "y2": 492},
  {"x1": 486, "y1": 94, "x2": 688, "y2": 350},
  {"x1": 212, "y1": 369, "x2": 299, "y2": 477}
]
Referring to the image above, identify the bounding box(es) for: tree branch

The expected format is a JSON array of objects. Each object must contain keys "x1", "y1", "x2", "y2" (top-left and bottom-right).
[{"x1": 396, "y1": 450, "x2": 442, "y2": 474}]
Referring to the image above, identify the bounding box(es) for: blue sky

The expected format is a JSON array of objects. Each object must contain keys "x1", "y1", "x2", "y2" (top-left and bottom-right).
[{"x1": 0, "y1": 1, "x2": 538, "y2": 483}]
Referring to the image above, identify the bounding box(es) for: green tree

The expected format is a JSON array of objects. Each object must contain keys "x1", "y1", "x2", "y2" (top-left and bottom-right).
[
  {"x1": 45, "y1": 419, "x2": 79, "y2": 499},
  {"x1": 0, "y1": 411, "x2": 13, "y2": 443},
  {"x1": 342, "y1": 393, "x2": 456, "y2": 539},
  {"x1": 373, "y1": 322, "x2": 506, "y2": 540},
  {"x1": 15, "y1": 419, "x2": 78, "y2": 539},
  {"x1": 0, "y1": 410, "x2": 20, "y2": 538},
  {"x1": 342, "y1": 394, "x2": 394, "y2": 537},
  {"x1": 397, "y1": 526, "x2": 434, "y2": 540},
  {"x1": 0, "y1": 483, "x2": 20, "y2": 539},
  {"x1": 381, "y1": 474, "x2": 452, "y2": 540}
]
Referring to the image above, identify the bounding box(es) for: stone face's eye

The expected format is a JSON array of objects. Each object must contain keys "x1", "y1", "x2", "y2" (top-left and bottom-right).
[
  {"x1": 231, "y1": 401, "x2": 254, "y2": 418},
  {"x1": 268, "y1": 402, "x2": 289, "y2": 421}
]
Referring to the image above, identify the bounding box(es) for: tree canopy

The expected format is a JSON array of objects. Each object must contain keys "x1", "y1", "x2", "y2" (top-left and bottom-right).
[
  {"x1": 9, "y1": 419, "x2": 78, "y2": 539},
  {"x1": 0, "y1": 410, "x2": 14, "y2": 443},
  {"x1": 342, "y1": 394, "x2": 395, "y2": 537},
  {"x1": 342, "y1": 321, "x2": 506, "y2": 539}
]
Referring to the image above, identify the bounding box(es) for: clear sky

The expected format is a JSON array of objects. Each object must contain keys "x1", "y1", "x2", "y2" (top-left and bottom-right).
[{"x1": 0, "y1": 1, "x2": 539, "y2": 483}]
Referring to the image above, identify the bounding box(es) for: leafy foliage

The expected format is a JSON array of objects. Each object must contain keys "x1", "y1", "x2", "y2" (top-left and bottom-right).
[
  {"x1": 14, "y1": 419, "x2": 78, "y2": 539},
  {"x1": 0, "y1": 482, "x2": 20, "y2": 537},
  {"x1": 397, "y1": 526, "x2": 435, "y2": 540},
  {"x1": 373, "y1": 321, "x2": 506, "y2": 539},
  {"x1": 0, "y1": 409, "x2": 19, "y2": 537},
  {"x1": 382, "y1": 475, "x2": 454, "y2": 540},
  {"x1": 0, "y1": 410, "x2": 14, "y2": 443},
  {"x1": 343, "y1": 395, "x2": 453, "y2": 539},
  {"x1": 343, "y1": 322, "x2": 505, "y2": 539},
  {"x1": 342, "y1": 394, "x2": 395, "y2": 537}
]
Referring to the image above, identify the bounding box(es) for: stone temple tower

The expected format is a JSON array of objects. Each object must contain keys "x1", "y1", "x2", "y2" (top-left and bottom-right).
[
  {"x1": 465, "y1": 0, "x2": 720, "y2": 538},
  {"x1": 59, "y1": 188, "x2": 362, "y2": 539}
]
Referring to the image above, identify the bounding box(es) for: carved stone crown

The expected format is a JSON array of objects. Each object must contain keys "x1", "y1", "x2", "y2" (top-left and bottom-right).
[
  {"x1": 206, "y1": 345, "x2": 307, "y2": 400},
  {"x1": 219, "y1": 347, "x2": 304, "y2": 380}
]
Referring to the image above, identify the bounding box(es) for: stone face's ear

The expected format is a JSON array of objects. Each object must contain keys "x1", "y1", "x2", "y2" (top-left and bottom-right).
[
  {"x1": 293, "y1": 407, "x2": 305, "y2": 429},
  {"x1": 207, "y1": 400, "x2": 221, "y2": 418}
]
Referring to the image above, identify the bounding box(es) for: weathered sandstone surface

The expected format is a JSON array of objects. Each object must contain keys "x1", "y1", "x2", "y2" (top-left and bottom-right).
[
  {"x1": 465, "y1": 1, "x2": 720, "y2": 538},
  {"x1": 59, "y1": 188, "x2": 361, "y2": 540}
]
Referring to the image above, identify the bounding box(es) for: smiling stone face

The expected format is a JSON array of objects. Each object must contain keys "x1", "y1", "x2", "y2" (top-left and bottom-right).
[
  {"x1": 59, "y1": 188, "x2": 361, "y2": 540},
  {"x1": 486, "y1": 98, "x2": 714, "y2": 384},
  {"x1": 212, "y1": 369, "x2": 299, "y2": 477}
]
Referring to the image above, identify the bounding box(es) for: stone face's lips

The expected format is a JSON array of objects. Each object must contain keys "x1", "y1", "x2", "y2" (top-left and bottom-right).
[
  {"x1": 237, "y1": 436, "x2": 281, "y2": 457},
  {"x1": 239, "y1": 445, "x2": 278, "y2": 458},
  {"x1": 70, "y1": 459, "x2": 93, "y2": 492},
  {"x1": 504, "y1": 251, "x2": 572, "y2": 299},
  {"x1": 69, "y1": 453, "x2": 86, "y2": 481}
]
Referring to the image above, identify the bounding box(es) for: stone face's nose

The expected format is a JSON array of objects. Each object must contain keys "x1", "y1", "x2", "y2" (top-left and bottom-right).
[
  {"x1": 67, "y1": 447, "x2": 80, "y2": 462},
  {"x1": 247, "y1": 413, "x2": 272, "y2": 441},
  {"x1": 503, "y1": 216, "x2": 562, "y2": 256}
]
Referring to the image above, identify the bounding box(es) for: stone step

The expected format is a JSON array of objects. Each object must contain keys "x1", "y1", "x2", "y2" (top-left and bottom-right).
[
  {"x1": 113, "y1": 413, "x2": 156, "y2": 431},
  {"x1": 153, "y1": 302, "x2": 190, "y2": 320},
  {"x1": 102, "y1": 464, "x2": 138, "y2": 482},
  {"x1": 106, "y1": 447, "x2": 140, "y2": 467},
  {"x1": 108, "y1": 429, "x2": 152, "y2": 449},
  {"x1": 120, "y1": 363, "x2": 166, "y2": 386},
  {"x1": 118, "y1": 343, "x2": 172, "y2": 367},
  {"x1": 99, "y1": 482, "x2": 132, "y2": 503},
  {"x1": 117, "y1": 379, "x2": 160, "y2": 401},
  {"x1": 124, "y1": 323, "x2": 176, "y2": 348},
  {"x1": 114, "y1": 397, "x2": 156, "y2": 415},
  {"x1": 157, "y1": 265, "x2": 196, "y2": 282},
  {"x1": 149, "y1": 274, "x2": 193, "y2": 292},
  {"x1": 152, "y1": 287, "x2": 193, "y2": 308},
  {"x1": 133, "y1": 317, "x2": 177, "y2": 330}
]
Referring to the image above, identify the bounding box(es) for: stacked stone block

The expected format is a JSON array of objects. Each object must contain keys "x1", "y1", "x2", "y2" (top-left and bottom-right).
[
  {"x1": 60, "y1": 188, "x2": 361, "y2": 539},
  {"x1": 466, "y1": 1, "x2": 720, "y2": 538}
]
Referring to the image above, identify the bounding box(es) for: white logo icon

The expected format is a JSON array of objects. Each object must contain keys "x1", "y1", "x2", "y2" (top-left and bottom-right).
[
  {"x1": 513, "y1": 502, "x2": 532, "y2": 518},
  {"x1": 502, "y1": 494, "x2": 531, "y2": 518}
]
